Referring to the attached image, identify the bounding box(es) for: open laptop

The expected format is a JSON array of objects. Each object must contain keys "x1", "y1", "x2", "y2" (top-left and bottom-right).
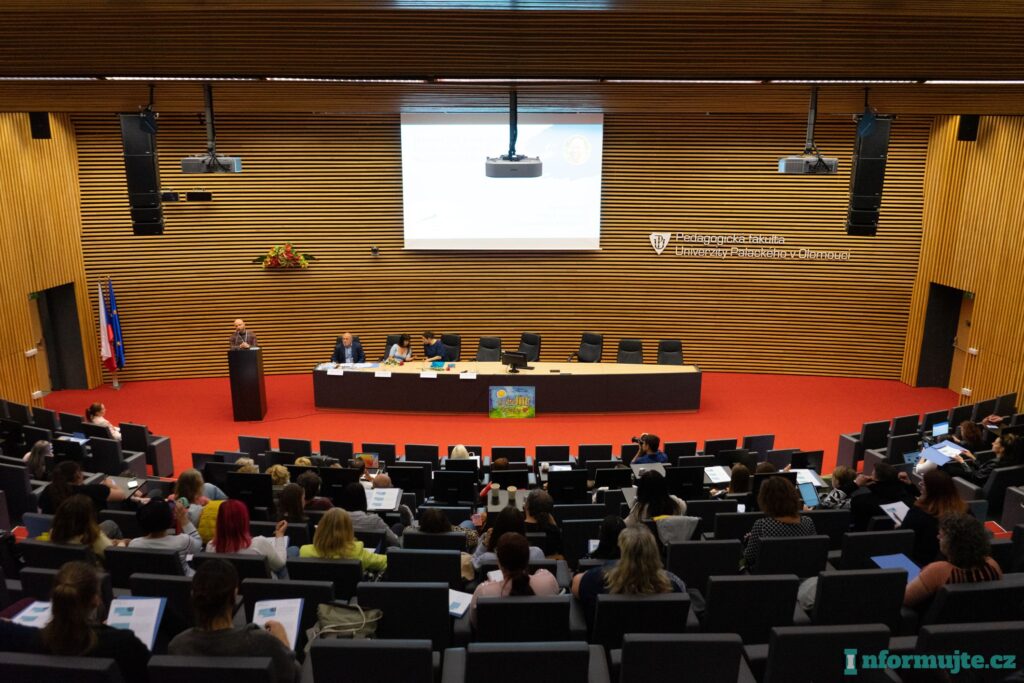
[
  {"x1": 931, "y1": 421, "x2": 950, "y2": 437},
  {"x1": 355, "y1": 452, "x2": 381, "y2": 475}
]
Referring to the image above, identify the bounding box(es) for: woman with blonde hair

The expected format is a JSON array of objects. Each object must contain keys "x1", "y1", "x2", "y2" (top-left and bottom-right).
[
  {"x1": 266, "y1": 464, "x2": 290, "y2": 487},
  {"x1": 571, "y1": 525, "x2": 684, "y2": 625},
  {"x1": 298, "y1": 507, "x2": 387, "y2": 572},
  {"x1": 450, "y1": 444, "x2": 470, "y2": 460},
  {"x1": 235, "y1": 457, "x2": 259, "y2": 474},
  {"x1": 44, "y1": 494, "x2": 127, "y2": 563}
]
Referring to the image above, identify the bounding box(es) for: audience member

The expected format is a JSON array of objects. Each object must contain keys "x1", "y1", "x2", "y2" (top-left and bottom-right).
[
  {"x1": 298, "y1": 508, "x2": 387, "y2": 572},
  {"x1": 818, "y1": 465, "x2": 857, "y2": 509},
  {"x1": 206, "y1": 499, "x2": 287, "y2": 574},
  {"x1": 584, "y1": 515, "x2": 626, "y2": 561},
  {"x1": 901, "y1": 469, "x2": 967, "y2": 566},
  {"x1": 904, "y1": 513, "x2": 1002, "y2": 608},
  {"x1": 450, "y1": 444, "x2": 471, "y2": 459},
  {"x1": 523, "y1": 489, "x2": 563, "y2": 556},
  {"x1": 742, "y1": 476, "x2": 816, "y2": 570},
  {"x1": 266, "y1": 464, "x2": 290, "y2": 487},
  {"x1": 38, "y1": 561, "x2": 150, "y2": 680},
  {"x1": 168, "y1": 559, "x2": 300, "y2": 683},
  {"x1": 954, "y1": 420, "x2": 989, "y2": 452},
  {"x1": 710, "y1": 463, "x2": 751, "y2": 498},
  {"x1": 170, "y1": 468, "x2": 228, "y2": 505},
  {"x1": 276, "y1": 483, "x2": 309, "y2": 525},
  {"x1": 478, "y1": 457, "x2": 509, "y2": 500},
  {"x1": 473, "y1": 506, "x2": 544, "y2": 569},
  {"x1": 627, "y1": 470, "x2": 686, "y2": 523},
  {"x1": 572, "y1": 526, "x2": 685, "y2": 625},
  {"x1": 85, "y1": 402, "x2": 121, "y2": 441},
  {"x1": 235, "y1": 457, "x2": 260, "y2": 474},
  {"x1": 337, "y1": 482, "x2": 399, "y2": 547},
  {"x1": 469, "y1": 532, "x2": 560, "y2": 627},
  {"x1": 296, "y1": 471, "x2": 333, "y2": 510},
  {"x1": 22, "y1": 439, "x2": 51, "y2": 480},
  {"x1": 39, "y1": 460, "x2": 128, "y2": 514},
  {"x1": 953, "y1": 434, "x2": 1023, "y2": 486},
  {"x1": 632, "y1": 433, "x2": 668, "y2": 464},
  {"x1": 755, "y1": 462, "x2": 778, "y2": 474},
  {"x1": 43, "y1": 494, "x2": 125, "y2": 563},
  {"x1": 417, "y1": 507, "x2": 479, "y2": 552},
  {"x1": 293, "y1": 456, "x2": 313, "y2": 467},
  {"x1": 849, "y1": 462, "x2": 918, "y2": 531},
  {"x1": 129, "y1": 499, "x2": 202, "y2": 575}
]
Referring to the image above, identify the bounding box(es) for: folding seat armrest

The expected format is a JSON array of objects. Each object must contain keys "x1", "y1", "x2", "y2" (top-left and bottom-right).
[
  {"x1": 451, "y1": 612, "x2": 472, "y2": 646},
  {"x1": 897, "y1": 607, "x2": 918, "y2": 636},
  {"x1": 122, "y1": 451, "x2": 148, "y2": 478},
  {"x1": 299, "y1": 653, "x2": 314, "y2": 683},
  {"x1": 588, "y1": 644, "x2": 611, "y2": 683},
  {"x1": 440, "y1": 647, "x2": 467, "y2": 683},
  {"x1": 888, "y1": 634, "x2": 917, "y2": 653},
  {"x1": 953, "y1": 476, "x2": 983, "y2": 501},
  {"x1": 743, "y1": 643, "x2": 769, "y2": 683},
  {"x1": 553, "y1": 560, "x2": 572, "y2": 589},
  {"x1": 569, "y1": 597, "x2": 588, "y2": 640}
]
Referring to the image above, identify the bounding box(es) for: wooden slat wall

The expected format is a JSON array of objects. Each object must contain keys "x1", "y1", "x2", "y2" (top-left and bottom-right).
[
  {"x1": 73, "y1": 112, "x2": 930, "y2": 381},
  {"x1": 901, "y1": 116, "x2": 1024, "y2": 403},
  {"x1": 0, "y1": 113, "x2": 101, "y2": 405}
]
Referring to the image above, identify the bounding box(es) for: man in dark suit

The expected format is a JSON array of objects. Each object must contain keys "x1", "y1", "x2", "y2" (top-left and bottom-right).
[{"x1": 332, "y1": 332, "x2": 365, "y2": 364}]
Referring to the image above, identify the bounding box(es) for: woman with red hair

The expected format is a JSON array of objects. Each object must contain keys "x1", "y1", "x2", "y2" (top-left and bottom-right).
[{"x1": 206, "y1": 499, "x2": 288, "y2": 574}]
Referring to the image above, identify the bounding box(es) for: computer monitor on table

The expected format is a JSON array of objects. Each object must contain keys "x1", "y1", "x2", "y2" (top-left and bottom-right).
[
  {"x1": 501, "y1": 351, "x2": 532, "y2": 373},
  {"x1": 931, "y1": 421, "x2": 950, "y2": 438}
]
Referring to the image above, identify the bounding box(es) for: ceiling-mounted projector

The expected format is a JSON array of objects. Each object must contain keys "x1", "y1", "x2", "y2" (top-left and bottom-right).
[
  {"x1": 778, "y1": 86, "x2": 838, "y2": 175},
  {"x1": 181, "y1": 83, "x2": 242, "y2": 174},
  {"x1": 486, "y1": 89, "x2": 541, "y2": 178}
]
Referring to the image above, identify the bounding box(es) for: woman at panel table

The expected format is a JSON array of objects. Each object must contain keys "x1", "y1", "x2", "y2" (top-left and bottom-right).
[{"x1": 387, "y1": 334, "x2": 415, "y2": 362}]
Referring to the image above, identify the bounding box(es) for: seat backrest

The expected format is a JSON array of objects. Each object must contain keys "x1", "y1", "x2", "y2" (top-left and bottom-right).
[
  {"x1": 319, "y1": 440, "x2": 353, "y2": 461},
  {"x1": 551, "y1": 504, "x2": 603, "y2": 523},
  {"x1": 19, "y1": 538, "x2": 91, "y2": 568},
  {"x1": 741, "y1": 434, "x2": 776, "y2": 456},
  {"x1": 916, "y1": 620, "x2": 1024, "y2": 669},
  {"x1": 535, "y1": 445, "x2": 571, "y2": 463},
  {"x1": 703, "y1": 438, "x2": 738, "y2": 456},
  {"x1": 223, "y1": 471, "x2": 274, "y2": 510},
  {"x1": 87, "y1": 436, "x2": 124, "y2": 474},
  {"x1": 860, "y1": 420, "x2": 890, "y2": 450},
  {"x1": 0, "y1": 463, "x2": 36, "y2": 523},
  {"x1": 753, "y1": 535, "x2": 830, "y2": 578},
  {"x1": 192, "y1": 552, "x2": 271, "y2": 580},
  {"x1": 130, "y1": 573, "x2": 196, "y2": 632},
  {"x1": 812, "y1": 569, "x2": 907, "y2": 631},
  {"x1": 803, "y1": 509, "x2": 852, "y2": 550},
  {"x1": 278, "y1": 438, "x2": 312, "y2": 459},
  {"x1": 666, "y1": 540, "x2": 742, "y2": 595},
  {"x1": 576, "y1": 332, "x2": 603, "y2": 363},
  {"x1": 475, "y1": 336, "x2": 502, "y2": 361},
  {"x1": 440, "y1": 334, "x2": 461, "y2": 361},
  {"x1": 577, "y1": 444, "x2": 612, "y2": 464},
  {"x1": 241, "y1": 578, "x2": 334, "y2": 651},
  {"x1": 983, "y1": 465, "x2": 1024, "y2": 514},
  {"x1": 310, "y1": 639, "x2": 434, "y2": 683},
  {"x1": 838, "y1": 530, "x2": 915, "y2": 570},
  {"x1": 921, "y1": 573, "x2": 1024, "y2": 625},
  {"x1": 491, "y1": 446, "x2": 526, "y2": 462},
  {"x1": 593, "y1": 593, "x2": 691, "y2": 651},
  {"x1": 23, "y1": 424, "x2": 55, "y2": 447},
  {"x1": 476, "y1": 596, "x2": 572, "y2": 642},
  {"x1": 404, "y1": 444, "x2": 440, "y2": 469},
  {"x1": 0, "y1": 653, "x2": 124, "y2": 683},
  {"x1": 251, "y1": 521, "x2": 310, "y2": 547},
  {"x1": 712, "y1": 511, "x2": 764, "y2": 540},
  {"x1": 616, "y1": 338, "x2": 644, "y2": 364},
  {"x1": 361, "y1": 442, "x2": 397, "y2": 460},
  {"x1": 118, "y1": 422, "x2": 151, "y2": 454},
  {"x1": 517, "y1": 333, "x2": 541, "y2": 362},
  {"x1": 385, "y1": 549, "x2": 462, "y2": 589},
  {"x1": 891, "y1": 414, "x2": 920, "y2": 436},
  {"x1": 682, "y1": 499, "x2": 738, "y2": 536},
  {"x1": 105, "y1": 547, "x2": 183, "y2": 588},
  {"x1": 620, "y1": 633, "x2": 744, "y2": 683},
  {"x1": 560, "y1": 518, "x2": 603, "y2": 569},
  {"x1": 285, "y1": 558, "x2": 361, "y2": 599},
  {"x1": 763, "y1": 624, "x2": 891, "y2": 683},
  {"x1": 704, "y1": 575, "x2": 799, "y2": 643},
  {"x1": 356, "y1": 581, "x2": 451, "y2": 649},
  {"x1": 98, "y1": 509, "x2": 143, "y2": 538},
  {"x1": 237, "y1": 435, "x2": 271, "y2": 458},
  {"x1": 417, "y1": 505, "x2": 473, "y2": 526},
  {"x1": 147, "y1": 655, "x2": 273, "y2": 683},
  {"x1": 401, "y1": 529, "x2": 467, "y2": 551},
  {"x1": 31, "y1": 407, "x2": 59, "y2": 432},
  {"x1": 464, "y1": 642, "x2": 591, "y2": 683},
  {"x1": 59, "y1": 411, "x2": 84, "y2": 433},
  {"x1": 22, "y1": 512, "x2": 54, "y2": 538},
  {"x1": 656, "y1": 339, "x2": 683, "y2": 365}
]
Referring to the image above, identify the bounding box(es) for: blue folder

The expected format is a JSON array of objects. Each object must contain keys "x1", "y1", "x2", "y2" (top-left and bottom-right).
[{"x1": 871, "y1": 553, "x2": 921, "y2": 583}]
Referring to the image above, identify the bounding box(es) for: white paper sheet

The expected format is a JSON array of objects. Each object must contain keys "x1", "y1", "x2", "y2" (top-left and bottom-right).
[
  {"x1": 704, "y1": 466, "x2": 731, "y2": 484},
  {"x1": 448, "y1": 589, "x2": 473, "y2": 618},
  {"x1": 327, "y1": 367, "x2": 345, "y2": 376},
  {"x1": 106, "y1": 597, "x2": 166, "y2": 650},
  {"x1": 12, "y1": 601, "x2": 52, "y2": 628},
  {"x1": 419, "y1": 371, "x2": 438, "y2": 378},
  {"x1": 880, "y1": 501, "x2": 910, "y2": 525},
  {"x1": 366, "y1": 488, "x2": 401, "y2": 512},
  {"x1": 252, "y1": 598, "x2": 303, "y2": 649},
  {"x1": 374, "y1": 370, "x2": 392, "y2": 378},
  {"x1": 459, "y1": 373, "x2": 477, "y2": 380},
  {"x1": 486, "y1": 569, "x2": 504, "y2": 582}
]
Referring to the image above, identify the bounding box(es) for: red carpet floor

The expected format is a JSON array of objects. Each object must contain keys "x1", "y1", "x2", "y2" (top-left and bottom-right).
[{"x1": 43, "y1": 372, "x2": 956, "y2": 476}]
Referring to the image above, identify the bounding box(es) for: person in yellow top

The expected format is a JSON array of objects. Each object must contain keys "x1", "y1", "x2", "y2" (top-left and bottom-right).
[{"x1": 298, "y1": 507, "x2": 387, "y2": 572}]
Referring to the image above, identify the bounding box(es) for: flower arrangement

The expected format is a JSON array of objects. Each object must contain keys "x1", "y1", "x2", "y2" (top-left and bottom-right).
[{"x1": 253, "y1": 243, "x2": 314, "y2": 270}]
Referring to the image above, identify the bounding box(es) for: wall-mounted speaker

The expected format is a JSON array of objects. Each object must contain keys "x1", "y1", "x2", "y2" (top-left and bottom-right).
[
  {"x1": 28, "y1": 112, "x2": 51, "y2": 139},
  {"x1": 957, "y1": 115, "x2": 980, "y2": 142},
  {"x1": 119, "y1": 113, "x2": 164, "y2": 235},
  {"x1": 845, "y1": 115, "x2": 892, "y2": 237}
]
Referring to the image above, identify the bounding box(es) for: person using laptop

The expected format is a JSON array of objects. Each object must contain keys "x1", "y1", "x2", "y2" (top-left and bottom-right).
[
  {"x1": 422, "y1": 331, "x2": 448, "y2": 362},
  {"x1": 632, "y1": 433, "x2": 668, "y2": 465},
  {"x1": 331, "y1": 331, "x2": 365, "y2": 365}
]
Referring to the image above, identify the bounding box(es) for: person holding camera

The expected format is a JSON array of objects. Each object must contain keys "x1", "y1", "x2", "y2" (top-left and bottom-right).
[{"x1": 632, "y1": 433, "x2": 668, "y2": 464}]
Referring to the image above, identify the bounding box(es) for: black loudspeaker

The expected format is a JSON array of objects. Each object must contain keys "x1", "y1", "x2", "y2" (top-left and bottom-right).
[
  {"x1": 119, "y1": 113, "x2": 164, "y2": 235},
  {"x1": 957, "y1": 115, "x2": 980, "y2": 142},
  {"x1": 845, "y1": 115, "x2": 892, "y2": 237},
  {"x1": 28, "y1": 112, "x2": 51, "y2": 139}
]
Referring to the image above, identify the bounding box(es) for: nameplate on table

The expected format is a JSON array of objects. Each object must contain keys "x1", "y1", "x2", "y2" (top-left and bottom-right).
[
  {"x1": 420, "y1": 371, "x2": 438, "y2": 379},
  {"x1": 327, "y1": 367, "x2": 345, "y2": 376},
  {"x1": 459, "y1": 372, "x2": 477, "y2": 380},
  {"x1": 374, "y1": 371, "x2": 392, "y2": 378}
]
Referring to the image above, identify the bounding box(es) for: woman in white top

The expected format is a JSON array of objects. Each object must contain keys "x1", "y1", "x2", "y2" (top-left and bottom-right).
[
  {"x1": 387, "y1": 334, "x2": 414, "y2": 362},
  {"x1": 85, "y1": 402, "x2": 121, "y2": 441},
  {"x1": 129, "y1": 499, "x2": 203, "y2": 576},
  {"x1": 206, "y1": 499, "x2": 287, "y2": 573}
]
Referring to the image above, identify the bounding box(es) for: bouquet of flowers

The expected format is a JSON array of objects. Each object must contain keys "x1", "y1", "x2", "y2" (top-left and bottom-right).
[{"x1": 255, "y1": 243, "x2": 314, "y2": 270}]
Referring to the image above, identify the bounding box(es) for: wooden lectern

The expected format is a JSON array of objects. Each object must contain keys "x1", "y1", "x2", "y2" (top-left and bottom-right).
[{"x1": 228, "y1": 348, "x2": 267, "y2": 421}]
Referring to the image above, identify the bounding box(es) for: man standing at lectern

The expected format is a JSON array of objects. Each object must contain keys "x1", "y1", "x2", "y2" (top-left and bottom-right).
[
  {"x1": 332, "y1": 332, "x2": 365, "y2": 364},
  {"x1": 230, "y1": 319, "x2": 258, "y2": 350}
]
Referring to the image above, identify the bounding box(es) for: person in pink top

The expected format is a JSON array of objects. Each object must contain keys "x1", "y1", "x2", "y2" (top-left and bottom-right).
[{"x1": 469, "y1": 532, "x2": 559, "y2": 628}]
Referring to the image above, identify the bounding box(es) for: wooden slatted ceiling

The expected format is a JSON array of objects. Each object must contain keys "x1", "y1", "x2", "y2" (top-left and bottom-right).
[
  {"x1": 2, "y1": 2, "x2": 1024, "y2": 80},
  {"x1": 8, "y1": 83, "x2": 1024, "y2": 116},
  {"x1": 0, "y1": 113, "x2": 100, "y2": 405},
  {"x1": 902, "y1": 116, "x2": 1024, "y2": 404},
  {"x1": 73, "y1": 112, "x2": 929, "y2": 382}
]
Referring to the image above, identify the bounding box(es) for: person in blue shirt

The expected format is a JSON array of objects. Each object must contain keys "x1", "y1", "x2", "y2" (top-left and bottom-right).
[
  {"x1": 632, "y1": 433, "x2": 668, "y2": 464},
  {"x1": 331, "y1": 332, "x2": 365, "y2": 364},
  {"x1": 422, "y1": 331, "x2": 448, "y2": 362}
]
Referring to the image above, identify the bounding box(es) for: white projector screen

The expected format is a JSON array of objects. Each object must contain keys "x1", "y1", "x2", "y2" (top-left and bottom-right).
[{"x1": 401, "y1": 113, "x2": 603, "y2": 250}]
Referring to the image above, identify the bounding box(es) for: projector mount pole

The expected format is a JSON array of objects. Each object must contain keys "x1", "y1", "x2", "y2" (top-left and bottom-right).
[
  {"x1": 203, "y1": 83, "x2": 230, "y2": 171},
  {"x1": 803, "y1": 86, "x2": 819, "y2": 156},
  {"x1": 506, "y1": 89, "x2": 521, "y2": 161}
]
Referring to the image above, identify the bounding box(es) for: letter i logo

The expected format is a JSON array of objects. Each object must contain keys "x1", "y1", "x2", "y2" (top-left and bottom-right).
[{"x1": 843, "y1": 649, "x2": 858, "y2": 675}]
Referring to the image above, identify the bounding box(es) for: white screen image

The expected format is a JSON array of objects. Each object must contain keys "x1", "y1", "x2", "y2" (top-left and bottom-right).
[{"x1": 401, "y1": 113, "x2": 603, "y2": 250}]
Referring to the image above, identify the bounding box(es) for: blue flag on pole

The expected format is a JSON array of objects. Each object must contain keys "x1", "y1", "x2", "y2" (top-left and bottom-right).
[{"x1": 107, "y1": 279, "x2": 126, "y2": 369}]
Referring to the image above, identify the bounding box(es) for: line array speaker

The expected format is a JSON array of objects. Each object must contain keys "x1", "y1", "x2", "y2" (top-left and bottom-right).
[
  {"x1": 846, "y1": 116, "x2": 892, "y2": 237},
  {"x1": 119, "y1": 113, "x2": 164, "y2": 235},
  {"x1": 28, "y1": 112, "x2": 51, "y2": 139},
  {"x1": 957, "y1": 115, "x2": 980, "y2": 142}
]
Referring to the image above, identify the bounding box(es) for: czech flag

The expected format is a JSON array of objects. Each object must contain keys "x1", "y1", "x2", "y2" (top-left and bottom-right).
[
  {"x1": 107, "y1": 279, "x2": 126, "y2": 369},
  {"x1": 98, "y1": 282, "x2": 116, "y2": 372}
]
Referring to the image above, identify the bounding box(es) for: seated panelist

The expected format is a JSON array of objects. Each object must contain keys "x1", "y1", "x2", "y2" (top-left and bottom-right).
[
  {"x1": 332, "y1": 331, "x2": 365, "y2": 364},
  {"x1": 388, "y1": 334, "x2": 414, "y2": 362},
  {"x1": 422, "y1": 330, "x2": 448, "y2": 362}
]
